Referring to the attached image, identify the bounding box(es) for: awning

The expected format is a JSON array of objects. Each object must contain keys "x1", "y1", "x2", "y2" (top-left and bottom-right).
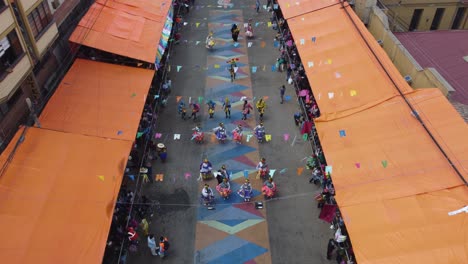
[
  {"x1": 316, "y1": 89, "x2": 468, "y2": 207},
  {"x1": 287, "y1": 4, "x2": 413, "y2": 121},
  {"x1": 39, "y1": 59, "x2": 153, "y2": 140},
  {"x1": 276, "y1": 0, "x2": 340, "y2": 19},
  {"x1": 69, "y1": 0, "x2": 171, "y2": 63},
  {"x1": 0, "y1": 126, "x2": 132, "y2": 263}
]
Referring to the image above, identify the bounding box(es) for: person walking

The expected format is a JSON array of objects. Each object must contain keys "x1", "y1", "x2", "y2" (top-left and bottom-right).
[
  {"x1": 255, "y1": 0, "x2": 260, "y2": 13},
  {"x1": 242, "y1": 99, "x2": 253, "y2": 120},
  {"x1": 280, "y1": 85, "x2": 286, "y2": 104},
  {"x1": 147, "y1": 234, "x2": 158, "y2": 256},
  {"x1": 231, "y1": 24, "x2": 240, "y2": 42},
  {"x1": 223, "y1": 97, "x2": 231, "y2": 118}
]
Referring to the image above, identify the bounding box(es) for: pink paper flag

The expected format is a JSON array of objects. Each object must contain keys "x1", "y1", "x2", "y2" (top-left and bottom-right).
[
  {"x1": 154, "y1": 133, "x2": 162, "y2": 139},
  {"x1": 355, "y1": 163, "x2": 360, "y2": 168},
  {"x1": 283, "y1": 134, "x2": 290, "y2": 141},
  {"x1": 184, "y1": 173, "x2": 191, "y2": 179}
]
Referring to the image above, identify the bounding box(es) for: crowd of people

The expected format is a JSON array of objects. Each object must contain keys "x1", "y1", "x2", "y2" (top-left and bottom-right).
[{"x1": 269, "y1": 2, "x2": 356, "y2": 263}]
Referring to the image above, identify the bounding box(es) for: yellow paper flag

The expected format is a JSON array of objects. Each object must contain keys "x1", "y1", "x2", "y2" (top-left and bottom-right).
[
  {"x1": 350, "y1": 90, "x2": 357, "y2": 96},
  {"x1": 196, "y1": 22, "x2": 200, "y2": 28},
  {"x1": 265, "y1": 134, "x2": 272, "y2": 142},
  {"x1": 98, "y1": 175, "x2": 105, "y2": 181},
  {"x1": 267, "y1": 22, "x2": 272, "y2": 27},
  {"x1": 155, "y1": 174, "x2": 164, "y2": 181},
  {"x1": 263, "y1": 96, "x2": 269, "y2": 100},
  {"x1": 297, "y1": 167, "x2": 304, "y2": 176},
  {"x1": 327, "y1": 59, "x2": 332, "y2": 64},
  {"x1": 214, "y1": 64, "x2": 220, "y2": 68}
]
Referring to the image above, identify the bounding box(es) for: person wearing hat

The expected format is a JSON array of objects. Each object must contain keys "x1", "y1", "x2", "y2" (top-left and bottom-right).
[
  {"x1": 216, "y1": 178, "x2": 231, "y2": 200},
  {"x1": 200, "y1": 158, "x2": 213, "y2": 180},
  {"x1": 238, "y1": 179, "x2": 252, "y2": 202},
  {"x1": 213, "y1": 123, "x2": 227, "y2": 141},
  {"x1": 206, "y1": 31, "x2": 215, "y2": 49},
  {"x1": 201, "y1": 184, "x2": 214, "y2": 205},
  {"x1": 232, "y1": 124, "x2": 243, "y2": 143},
  {"x1": 216, "y1": 164, "x2": 229, "y2": 184},
  {"x1": 256, "y1": 158, "x2": 269, "y2": 178},
  {"x1": 156, "y1": 143, "x2": 167, "y2": 162}
]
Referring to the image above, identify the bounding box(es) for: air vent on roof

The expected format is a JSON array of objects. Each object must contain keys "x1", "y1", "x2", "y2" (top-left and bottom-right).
[
  {"x1": 404, "y1": 75, "x2": 412, "y2": 85},
  {"x1": 463, "y1": 56, "x2": 468, "y2": 62},
  {"x1": 377, "y1": 39, "x2": 383, "y2": 46}
]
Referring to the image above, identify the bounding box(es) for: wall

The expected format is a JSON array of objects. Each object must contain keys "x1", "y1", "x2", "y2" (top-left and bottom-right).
[
  {"x1": 0, "y1": 7, "x2": 14, "y2": 34},
  {"x1": 0, "y1": 56, "x2": 33, "y2": 102},
  {"x1": 355, "y1": 0, "x2": 378, "y2": 24},
  {"x1": 381, "y1": 0, "x2": 468, "y2": 30},
  {"x1": 35, "y1": 22, "x2": 58, "y2": 57},
  {"x1": 367, "y1": 6, "x2": 454, "y2": 95}
]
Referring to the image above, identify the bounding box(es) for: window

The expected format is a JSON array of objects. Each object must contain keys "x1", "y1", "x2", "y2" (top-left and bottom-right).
[
  {"x1": 27, "y1": 1, "x2": 52, "y2": 40},
  {"x1": 452, "y1": 7, "x2": 466, "y2": 29},
  {"x1": 0, "y1": 30, "x2": 24, "y2": 78},
  {"x1": 0, "y1": 0, "x2": 6, "y2": 10},
  {"x1": 430, "y1": 8, "x2": 445, "y2": 30},
  {"x1": 409, "y1": 9, "x2": 424, "y2": 31}
]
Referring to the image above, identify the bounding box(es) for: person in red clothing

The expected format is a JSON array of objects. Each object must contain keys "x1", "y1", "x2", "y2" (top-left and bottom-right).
[
  {"x1": 157, "y1": 236, "x2": 170, "y2": 258},
  {"x1": 127, "y1": 227, "x2": 139, "y2": 242}
]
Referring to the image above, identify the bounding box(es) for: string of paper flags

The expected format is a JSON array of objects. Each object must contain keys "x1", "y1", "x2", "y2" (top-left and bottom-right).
[{"x1": 180, "y1": 3, "x2": 280, "y2": 11}]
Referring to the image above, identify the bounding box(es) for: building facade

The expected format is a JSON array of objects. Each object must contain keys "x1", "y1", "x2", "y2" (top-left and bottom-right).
[
  {"x1": 378, "y1": 0, "x2": 468, "y2": 31},
  {"x1": 0, "y1": 0, "x2": 92, "y2": 152}
]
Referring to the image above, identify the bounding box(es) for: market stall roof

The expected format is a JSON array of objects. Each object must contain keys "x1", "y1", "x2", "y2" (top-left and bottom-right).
[
  {"x1": 0, "y1": 126, "x2": 131, "y2": 264},
  {"x1": 281, "y1": 2, "x2": 468, "y2": 263},
  {"x1": 316, "y1": 88, "x2": 468, "y2": 207},
  {"x1": 39, "y1": 59, "x2": 153, "y2": 140},
  {"x1": 287, "y1": 3, "x2": 413, "y2": 121},
  {"x1": 341, "y1": 186, "x2": 468, "y2": 264},
  {"x1": 276, "y1": 0, "x2": 340, "y2": 19},
  {"x1": 69, "y1": 0, "x2": 170, "y2": 63}
]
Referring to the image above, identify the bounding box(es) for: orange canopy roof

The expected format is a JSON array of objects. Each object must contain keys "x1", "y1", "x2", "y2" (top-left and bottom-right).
[
  {"x1": 276, "y1": 0, "x2": 340, "y2": 19},
  {"x1": 341, "y1": 186, "x2": 468, "y2": 264},
  {"x1": 96, "y1": 0, "x2": 171, "y2": 21},
  {"x1": 316, "y1": 89, "x2": 468, "y2": 207},
  {"x1": 287, "y1": 4, "x2": 413, "y2": 121},
  {"x1": 0, "y1": 127, "x2": 131, "y2": 264},
  {"x1": 69, "y1": 0, "x2": 168, "y2": 63},
  {"x1": 39, "y1": 59, "x2": 153, "y2": 140}
]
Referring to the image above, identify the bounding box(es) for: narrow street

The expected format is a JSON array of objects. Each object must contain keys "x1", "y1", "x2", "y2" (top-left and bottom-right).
[{"x1": 129, "y1": 1, "x2": 331, "y2": 263}]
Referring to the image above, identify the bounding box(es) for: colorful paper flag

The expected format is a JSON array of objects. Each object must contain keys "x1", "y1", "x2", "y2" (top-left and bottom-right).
[
  {"x1": 265, "y1": 134, "x2": 272, "y2": 142},
  {"x1": 154, "y1": 133, "x2": 162, "y2": 139},
  {"x1": 328, "y1": 92, "x2": 334, "y2": 99},
  {"x1": 280, "y1": 168, "x2": 287, "y2": 174},
  {"x1": 350, "y1": 90, "x2": 357, "y2": 96},
  {"x1": 154, "y1": 95, "x2": 160, "y2": 99},
  {"x1": 244, "y1": 170, "x2": 249, "y2": 178},
  {"x1": 136, "y1": 132, "x2": 144, "y2": 139},
  {"x1": 248, "y1": 42, "x2": 253, "y2": 48},
  {"x1": 252, "y1": 66, "x2": 257, "y2": 73},
  {"x1": 274, "y1": 41, "x2": 279, "y2": 47},
  {"x1": 198, "y1": 96, "x2": 203, "y2": 103},
  {"x1": 355, "y1": 163, "x2": 360, "y2": 168},
  {"x1": 233, "y1": 42, "x2": 239, "y2": 47},
  {"x1": 335, "y1": 72, "x2": 342, "y2": 78},
  {"x1": 297, "y1": 167, "x2": 304, "y2": 175},
  {"x1": 117, "y1": 130, "x2": 123, "y2": 135},
  {"x1": 176, "y1": 96, "x2": 182, "y2": 102},
  {"x1": 311, "y1": 36, "x2": 316, "y2": 43},
  {"x1": 196, "y1": 22, "x2": 200, "y2": 27},
  {"x1": 271, "y1": 65, "x2": 276, "y2": 72},
  {"x1": 325, "y1": 165, "x2": 333, "y2": 174},
  {"x1": 302, "y1": 133, "x2": 308, "y2": 141},
  {"x1": 308, "y1": 61, "x2": 314, "y2": 68},
  {"x1": 246, "y1": 134, "x2": 253, "y2": 142},
  {"x1": 283, "y1": 133, "x2": 290, "y2": 141},
  {"x1": 174, "y1": 134, "x2": 181, "y2": 140},
  {"x1": 177, "y1": 66, "x2": 182, "y2": 72},
  {"x1": 184, "y1": 173, "x2": 191, "y2": 179},
  {"x1": 382, "y1": 160, "x2": 388, "y2": 168},
  {"x1": 339, "y1": 130, "x2": 346, "y2": 137},
  {"x1": 128, "y1": 175, "x2": 135, "y2": 181},
  {"x1": 267, "y1": 22, "x2": 272, "y2": 27},
  {"x1": 269, "y1": 169, "x2": 276, "y2": 177},
  {"x1": 285, "y1": 95, "x2": 291, "y2": 101},
  {"x1": 196, "y1": 41, "x2": 200, "y2": 45},
  {"x1": 131, "y1": 93, "x2": 136, "y2": 97},
  {"x1": 300, "y1": 39, "x2": 305, "y2": 45},
  {"x1": 98, "y1": 175, "x2": 105, "y2": 181},
  {"x1": 274, "y1": 4, "x2": 278, "y2": 9},
  {"x1": 155, "y1": 174, "x2": 164, "y2": 181},
  {"x1": 261, "y1": 41, "x2": 266, "y2": 48}
]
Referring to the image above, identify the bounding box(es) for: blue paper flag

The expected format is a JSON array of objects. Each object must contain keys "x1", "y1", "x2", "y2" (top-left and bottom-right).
[
  {"x1": 271, "y1": 65, "x2": 276, "y2": 72},
  {"x1": 252, "y1": 66, "x2": 257, "y2": 73},
  {"x1": 311, "y1": 36, "x2": 316, "y2": 43},
  {"x1": 285, "y1": 95, "x2": 292, "y2": 101},
  {"x1": 233, "y1": 42, "x2": 239, "y2": 47},
  {"x1": 128, "y1": 175, "x2": 135, "y2": 181},
  {"x1": 154, "y1": 95, "x2": 160, "y2": 99},
  {"x1": 117, "y1": 130, "x2": 123, "y2": 135},
  {"x1": 243, "y1": 170, "x2": 249, "y2": 178},
  {"x1": 274, "y1": 41, "x2": 279, "y2": 47},
  {"x1": 339, "y1": 130, "x2": 346, "y2": 137},
  {"x1": 274, "y1": 4, "x2": 278, "y2": 9}
]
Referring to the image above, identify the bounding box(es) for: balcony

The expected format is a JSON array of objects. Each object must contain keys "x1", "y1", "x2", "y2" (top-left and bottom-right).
[
  {"x1": 35, "y1": 22, "x2": 58, "y2": 57},
  {"x1": 0, "y1": 5, "x2": 14, "y2": 34},
  {"x1": 0, "y1": 55, "x2": 32, "y2": 103}
]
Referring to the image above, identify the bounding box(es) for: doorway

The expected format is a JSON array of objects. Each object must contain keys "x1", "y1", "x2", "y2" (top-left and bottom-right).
[
  {"x1": 430, "y1": 8, "x2": 445, "y2": 30},
  {"x1": 451, "y1": 7, "x2": 466, "y2": 29},
  {"x1": 409, "y1": 9, "x2": 423, "y2": 31}
]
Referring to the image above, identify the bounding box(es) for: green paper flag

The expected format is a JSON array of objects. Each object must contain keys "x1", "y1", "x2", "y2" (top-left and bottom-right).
[
  {"x1": 382, "y1": 160, "x2": 388, "y2": 168},
  {"x1": 198, "y1": 96, "x2": 203, "y2": 103},
  {"x1": 136, "y1": 132, "x2": 144, "y2": 138},
  {"x1": 302, "y1": 133, "x2": 308, "y2": 141},
  {"x1": 131, "y1": 93, "x2": 136, "y2": 97}
]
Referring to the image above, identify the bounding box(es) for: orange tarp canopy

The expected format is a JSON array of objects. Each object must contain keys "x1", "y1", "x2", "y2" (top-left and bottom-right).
[
  {"x1": 69, "y1": 0, "x2": 168, "y2": 63},
  {"x1": 282, "y1": 2, "x2": 468, "y2": 263},
  {"x1": 341, "y1": 186, "x2": 468, "y2": 264},
  {"x1": 0, "y1": 127, "x2": 131, "y2": 264},
  {"x1": 276, "y1": 0, "x2": 340, "y2": 19},
  {"x1": 96, "y1": 0, "x2": 171, "y2": 21},
  {"x1": 287, "y1": 4, "x2": 413, "y2": 121},
  {"x1": 316, "y1": 89, "x2": 468, "y2": 207},
  {"x1": 39, "y1": 59, "x2": 153, "y2": 140}
]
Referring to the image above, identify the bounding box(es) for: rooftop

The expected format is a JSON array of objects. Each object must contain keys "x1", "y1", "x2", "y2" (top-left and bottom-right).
[{"x1": 394, "y1": 30, "x2": 468, "y2": 106}]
